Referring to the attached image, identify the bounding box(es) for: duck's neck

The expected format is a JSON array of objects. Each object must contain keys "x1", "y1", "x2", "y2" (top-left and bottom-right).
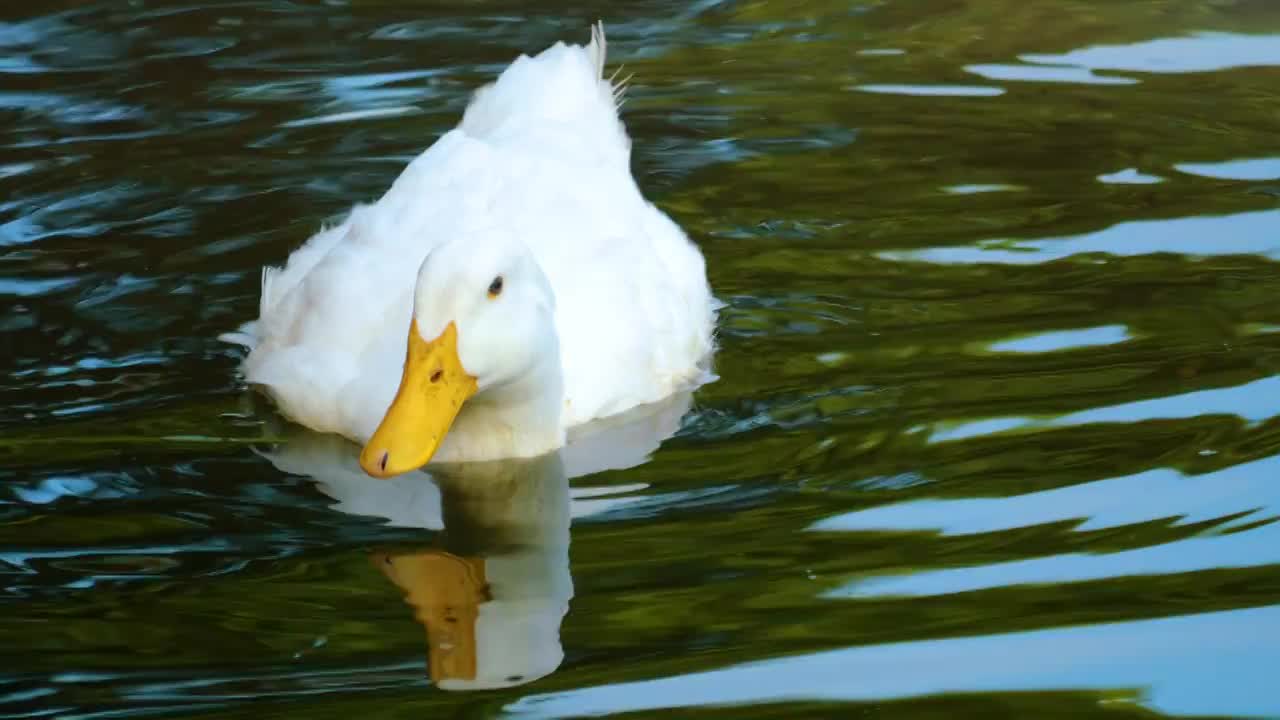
[{"x1": 435, "y1": 349, "x2": 565, "y2": 464}]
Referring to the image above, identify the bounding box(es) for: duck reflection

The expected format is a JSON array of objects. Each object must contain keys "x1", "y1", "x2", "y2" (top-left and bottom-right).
[
  {"x1": 261, "y1": 391, "x2": 691, "y2": 690},
  {"x1": 375, "y1": 454, "x2": 571, "y2": 690}
]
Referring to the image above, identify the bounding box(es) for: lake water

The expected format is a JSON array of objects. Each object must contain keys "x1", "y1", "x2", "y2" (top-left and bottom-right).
[{"x1": 3, "y1": 1, "x2": 1280, "y2": 718}]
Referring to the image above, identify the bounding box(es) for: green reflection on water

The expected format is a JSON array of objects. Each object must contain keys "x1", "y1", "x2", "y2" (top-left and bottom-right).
[{"x1": 2, "y1": 0, "x2": 1280, "y2": 718}]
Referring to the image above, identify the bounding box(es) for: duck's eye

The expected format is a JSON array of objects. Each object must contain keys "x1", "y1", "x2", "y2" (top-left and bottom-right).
[{"x1": 487, "y1": 275, "x2": 504, "y2": 298}]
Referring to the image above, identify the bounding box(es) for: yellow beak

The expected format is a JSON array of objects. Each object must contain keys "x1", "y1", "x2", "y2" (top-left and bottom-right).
[{"x1": 359, "y1": 320, "x2": 477, "y2": 478}]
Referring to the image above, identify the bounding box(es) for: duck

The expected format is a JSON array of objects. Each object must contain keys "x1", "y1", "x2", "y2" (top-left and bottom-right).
[{"x1": 221, "y1": 23, "x2": 716, "y2": 478}]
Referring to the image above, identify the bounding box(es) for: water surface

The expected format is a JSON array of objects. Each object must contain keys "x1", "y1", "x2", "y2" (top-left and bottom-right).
[{"x1": 3, "y1": 1, "x2": 1280, "y2": 718}]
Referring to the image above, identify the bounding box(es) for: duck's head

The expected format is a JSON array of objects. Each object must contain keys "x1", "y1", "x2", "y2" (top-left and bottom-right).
[{"x1": 359, "y1": 235, "x2": 558, "y2": 478}]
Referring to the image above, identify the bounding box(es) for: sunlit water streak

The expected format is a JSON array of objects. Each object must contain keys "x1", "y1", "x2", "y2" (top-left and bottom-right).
[
  {"x1": 879, "y1": 209, "x2": 1280, "y2": 265},
  {"x1": 505, "y1": 604, "x2": 1279, "y2": 718}
]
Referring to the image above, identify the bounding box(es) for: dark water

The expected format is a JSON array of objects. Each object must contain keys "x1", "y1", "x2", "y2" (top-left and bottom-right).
[{"x1": 4, "y1": 1, "x2": 1280, "y2": 717}]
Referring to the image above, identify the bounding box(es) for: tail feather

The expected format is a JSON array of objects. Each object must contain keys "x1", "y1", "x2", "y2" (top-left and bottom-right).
[
  {"x1": 608, "y1": 66, "x2": 633, "y2": 108},
  {"x1": 219, "y1": 266, "x2": 279, "y2": 351},
  {"x1": 218, "y1": 321, "x2": 259, "y2": 349},
  {"x1": 592, "y1": 22, "x2": 632, "y2": 109},
  {"x1": 589, "y1": 21, "x2": 607, "y2": 81},
  {"x1": 260, "y1": 265, "x2": 281, "y2": 318}
]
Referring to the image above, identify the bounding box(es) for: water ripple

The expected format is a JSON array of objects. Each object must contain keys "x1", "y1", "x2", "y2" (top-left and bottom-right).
[
  {"x1": 2, "y1": 3, "x2": 1279, "y2": 718},
  {"x1": 881, "y1": 209, "x2": 1280, "y2": 264},
  {"x1": 506, "y1": 604, "x2": 1280, "y2": 718}
]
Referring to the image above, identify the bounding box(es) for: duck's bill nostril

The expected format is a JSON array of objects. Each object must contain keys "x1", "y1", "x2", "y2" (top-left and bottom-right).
[{"x1": 359, "y1": 320, "x2": 477, "y2": 478}]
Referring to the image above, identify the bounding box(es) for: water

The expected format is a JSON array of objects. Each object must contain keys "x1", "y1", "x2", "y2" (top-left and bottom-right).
[{"x1": 3, "y1": 1, "x2": 1280, "y2": 717}]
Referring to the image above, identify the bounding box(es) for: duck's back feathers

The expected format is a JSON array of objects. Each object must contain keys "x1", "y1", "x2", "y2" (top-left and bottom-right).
[{"x1": 460, "y1": 22, "x2": 630, "y2": 168}]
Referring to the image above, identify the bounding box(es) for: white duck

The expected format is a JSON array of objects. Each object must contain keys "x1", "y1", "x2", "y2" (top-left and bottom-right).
[{"x1": 222, "y1": 23, "x2": 716, "y2": 477}]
